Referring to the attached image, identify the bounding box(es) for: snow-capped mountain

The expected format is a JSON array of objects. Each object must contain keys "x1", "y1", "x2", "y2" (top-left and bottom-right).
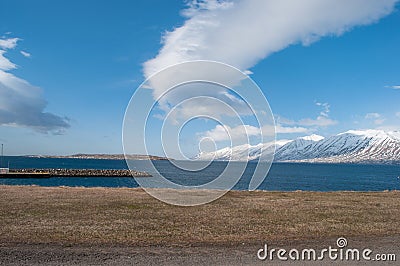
[
  {"x1": 193, "y1": 140, "x2": 290, "y2": 161},
  {"x1": 293, "y1": 130, "x2": 400, "y2": 164},
  {"x1": 274, "y1": 134, "x2": 324, "y2": 161},
  {"x1": 194, "y1": 130, "x2": 400, "y2": 164}
]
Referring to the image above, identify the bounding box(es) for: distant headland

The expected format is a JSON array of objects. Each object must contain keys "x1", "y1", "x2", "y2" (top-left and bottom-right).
[{"x1": 26, "y1": 154, "x2": 169, "y2": 160}]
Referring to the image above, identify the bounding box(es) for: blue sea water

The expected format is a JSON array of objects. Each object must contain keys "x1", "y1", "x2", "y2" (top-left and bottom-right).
[{"x1": 0, "y1": 156, "x2": 399, "y2": 191}]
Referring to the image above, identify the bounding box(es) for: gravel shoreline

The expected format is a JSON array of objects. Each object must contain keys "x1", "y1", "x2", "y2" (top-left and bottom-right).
[{"x1": 4, "y1": 168, "x2": 151, "y2": 177}]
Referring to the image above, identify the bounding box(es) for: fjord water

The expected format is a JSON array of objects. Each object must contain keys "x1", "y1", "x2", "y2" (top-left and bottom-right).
[{"x1": 0, "y1": 156, "x2": 399, "y2": 191}]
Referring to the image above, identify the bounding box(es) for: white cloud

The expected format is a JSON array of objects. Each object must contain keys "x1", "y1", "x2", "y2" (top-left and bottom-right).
[
  {"x1": 200, "y1": 123, "x2": 308, "y2": 143},
  {"x1": 142, "y1": 0, "x2": 397, "y2": 123},
  {"x1": 385, "y1": 85, "x2": 400, "y2": 89},
  {"x1": 301, "y1": 102, "x2": 337, "y2": 126},
  {"x1": 291, "y1": 102, "x2": 339, "y2": 126},
  {"x1": 158, "y1": 82, "x2": 255, "y2": 125},
  {"x1": 297, "y1": 116, "x2": 338, "y2": 127},
  {"x1": 201, "y1": 124, "x2": 260, "y2": 142},
  {"x1": 365, "y1": 112, "x2": 385, "y2": 125},
  {"x1": 315, "y1": 102, "x2": 330, "y2": 117},
  {"x1": 243, "y1": 70, "x2": 253, "y2": 75},
  {"x1": 365, "y1": 112, "x2": 381, "y2": 119},
  {"x1": 275, "y1": 125, "x2": 309, "y2": 134},
  {"x1": 278, "y1": 102, "x2": 338, "y2": 128},
  {"x1": 20, "y1": 50, "x2": 31, "y2": 58},
  {"x1": 0, "y1": 37, "x2": 19, "y2": 49},
  {"x1": 0, "y1": 37, "x2": 70, "y2": 133},
  {"x1": 144, "y1": 0, "x2": 397, "y2": 77},
  {"x1": 0, "y1": 50, "x2": 17, "y2": 70}
]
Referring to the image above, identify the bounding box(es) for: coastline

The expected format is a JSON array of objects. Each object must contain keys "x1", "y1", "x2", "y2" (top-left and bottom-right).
[{"x1": 24, "y1": 154, "x2": 169, "y2": 160}]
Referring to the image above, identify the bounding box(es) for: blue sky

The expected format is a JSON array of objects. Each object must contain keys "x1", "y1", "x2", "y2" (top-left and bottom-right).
[{"x1": 1, "y1": 0, "x2": 400, "y2": 156}]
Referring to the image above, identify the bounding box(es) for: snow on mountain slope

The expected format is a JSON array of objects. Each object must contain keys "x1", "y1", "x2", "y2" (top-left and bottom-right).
[
  {"x1": 194, "y1": 130, "x2": 400, "y2": 163},
  {"x1": 274, "y1": 134, "x2": 324, "y2": 161},
  {"x1": 300, "y1": 134, "x2": 325, "y2": 142},
  {"x1": 301, "y1": 130, "x2": 400, "y2": 163},
  {"x1": 194, "y1": 140, "x2": 287, "y2": 161}
]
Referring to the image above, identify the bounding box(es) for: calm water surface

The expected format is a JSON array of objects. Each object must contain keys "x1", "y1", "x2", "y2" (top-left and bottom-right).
[{"x1": 0, "y1": 156, "x2": 399, "y2": 191}]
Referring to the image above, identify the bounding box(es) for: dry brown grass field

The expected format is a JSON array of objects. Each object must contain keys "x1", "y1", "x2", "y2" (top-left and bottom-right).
[{"x1": 0, "y1": 185, "x2": 399, "y2": 265}]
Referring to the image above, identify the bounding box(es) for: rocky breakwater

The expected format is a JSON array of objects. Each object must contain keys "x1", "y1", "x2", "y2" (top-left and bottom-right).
[{"x1": 12, "y1": 168, "x2": 151, "y2": 177}]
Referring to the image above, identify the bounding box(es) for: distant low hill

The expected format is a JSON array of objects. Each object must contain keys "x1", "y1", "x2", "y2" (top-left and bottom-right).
[{"x1": 27, "y1": 154, "x2": 169, "y2": 160}]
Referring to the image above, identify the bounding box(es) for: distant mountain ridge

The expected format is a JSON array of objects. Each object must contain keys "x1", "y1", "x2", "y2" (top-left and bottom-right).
[{"x1": 194, "y1": 129, "x2": 400, "y2": 164}]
